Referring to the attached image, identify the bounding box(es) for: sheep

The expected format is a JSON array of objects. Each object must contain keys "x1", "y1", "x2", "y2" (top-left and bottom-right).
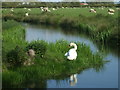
[
  {"x1": 108, "y1": 8, "x2": 115, "y2": 13},
  {"x1": 52, "y1": 8, "x2": 56, "y2": 10},
  {"x1": 42, "y1": 7, "x2": 51, "y2": 12},
  {"x1": 25, "y1": 12, "x2": 29, "y2": 16},
  {"x1": 28, "y1": 9, "x2": 31, "y2": 11},
  {"x1": 108, "y1": 12, "x2": 114, "y2": 15},
  {"x1": 11, "y1": 8, "x2": 14, "y2": 12},
  {"x1": 89, "y1": 9, "x2": 96, "y2": 13}
]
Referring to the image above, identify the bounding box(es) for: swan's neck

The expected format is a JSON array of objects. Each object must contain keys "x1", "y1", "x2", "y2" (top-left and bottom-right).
[{"x1": 73, "y1": 44, "x2": 77, "y2": 50}]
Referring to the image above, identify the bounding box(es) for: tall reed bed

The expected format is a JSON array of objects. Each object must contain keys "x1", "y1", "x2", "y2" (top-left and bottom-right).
[{"x1": 2, "y1": 20, "x2": 27, "y2": 64}]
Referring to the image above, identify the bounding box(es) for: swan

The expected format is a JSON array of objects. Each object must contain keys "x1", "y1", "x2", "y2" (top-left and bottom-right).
[{"x1": 65, "y1": 42, "x2": 77, "y2": 60}]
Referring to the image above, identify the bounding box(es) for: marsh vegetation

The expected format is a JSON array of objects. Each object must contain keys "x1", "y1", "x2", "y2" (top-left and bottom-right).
[
  {"x1": 2, "y1": 20, "x2": 107, "y2": 88},
  {"x1": 2, "y1": 2, "x2": 119, "y2": 88}
]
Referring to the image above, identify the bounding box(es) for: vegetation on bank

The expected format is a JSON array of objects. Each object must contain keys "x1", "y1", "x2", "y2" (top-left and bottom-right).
[
  {"x1": 2, "y1": 2, "x2": 120, "y2": 8},
  {"x1": 2, "y1": 20, "x2": 106, "y2": 88},
  {"x1": 2, "y1": 8, "x2": 120, "y2": 49}
]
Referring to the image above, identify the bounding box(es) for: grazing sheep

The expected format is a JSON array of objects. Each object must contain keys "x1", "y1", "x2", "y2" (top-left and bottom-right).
[
  {"x1": 42, "y1": 7, "x2": 51, "y2": 12},
  {"x1": 11, "y1": 8, "x2": 14, "y2": 12},
  {"x1": 89, "y1": 9, "x2": 96, "y2": 13},
  {"x1": 25, "y1": 12, "x2": 29, "y2": 16},
  {"x1": 52, "y1": 8, "x2": 56, "y2": 10},
  {"x1": 41, "y1": 8, "x2": 44, "y2": 12},
  {"x1": 28, "y1": 9, "x2": 31, "y2": 11},
  {"x1": 108, "y1": 8, "x2": 115, "y2": 13},
  {"x1": 108, "y1": 12, "x2": 114, "y2": 15}
]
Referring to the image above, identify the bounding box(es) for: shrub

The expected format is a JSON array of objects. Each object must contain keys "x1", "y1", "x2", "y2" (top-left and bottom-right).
[
  {"x1": 7, "y1": 46, "x2": 28, "y2": 66},
  {"x1": 26, "y1": 41, "x2": 47, "y2": 57}
]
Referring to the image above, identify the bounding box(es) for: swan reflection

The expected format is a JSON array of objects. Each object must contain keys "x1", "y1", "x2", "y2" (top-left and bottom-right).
[{"x1": 69, "y1": 74, "x2": 77, "y2": 86}]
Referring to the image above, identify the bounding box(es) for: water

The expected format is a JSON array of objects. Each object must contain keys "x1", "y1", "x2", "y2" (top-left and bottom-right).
[{"x1": 23, "y1": 23, "x2": 118, "y2": 88}]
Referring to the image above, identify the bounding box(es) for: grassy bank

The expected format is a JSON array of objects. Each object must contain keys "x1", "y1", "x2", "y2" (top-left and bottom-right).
[
  {"x1": 2, "y1": 20, "x2": 106, "y2": 88},
  {"x1": 2, "y1": 20, "x2": 27, "y2": 63},
  {"x1": 2, "y1": 8, "x2": 120, "y2": 49}
]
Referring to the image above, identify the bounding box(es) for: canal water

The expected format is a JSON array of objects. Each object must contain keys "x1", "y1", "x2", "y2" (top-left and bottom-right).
[{"x1": 23, "y1": 23, "x2": 118, "y2": 88}]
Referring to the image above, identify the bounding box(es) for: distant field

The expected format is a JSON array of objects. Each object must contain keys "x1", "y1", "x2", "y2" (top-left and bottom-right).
[{"x1": 2, "y1": 7, "x2": 119, "y2": 18}]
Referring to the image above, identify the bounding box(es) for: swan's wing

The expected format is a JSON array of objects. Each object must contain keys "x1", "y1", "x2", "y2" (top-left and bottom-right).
[{"x1": 65, "y1": 52, "x2": 69, "y2": 56}]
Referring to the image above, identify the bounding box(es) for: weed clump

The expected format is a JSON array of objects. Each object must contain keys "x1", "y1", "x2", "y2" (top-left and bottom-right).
[
  {"x1": 7, "y1": 46, "x2": 28, "y2": 66},
  {"x1": 26, "y1": 41, "x2": 47, "y2": 57}
]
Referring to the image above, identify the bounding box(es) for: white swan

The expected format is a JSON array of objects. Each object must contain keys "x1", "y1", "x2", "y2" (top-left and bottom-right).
[{"x1": 65, "y1": 42, "x2": 77, "y2": 60}]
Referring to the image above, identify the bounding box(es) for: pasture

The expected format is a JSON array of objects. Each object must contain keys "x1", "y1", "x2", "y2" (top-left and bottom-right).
[{"x1": 2, "y1": 7, "x2": 119, "y2": 17}]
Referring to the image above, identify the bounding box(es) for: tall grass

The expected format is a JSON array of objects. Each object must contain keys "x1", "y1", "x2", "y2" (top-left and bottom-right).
[{"x1": 2, "y1": 20, "x2": 27, "y2": 63}]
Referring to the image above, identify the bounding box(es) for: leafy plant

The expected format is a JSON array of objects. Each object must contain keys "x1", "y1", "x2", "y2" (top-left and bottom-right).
[
  {"x1": 26, "y1": 41, "x2": 47, "y2": 57},
  {"x1": 7, "y1": 46, "x2": 28, "y2": 66}
]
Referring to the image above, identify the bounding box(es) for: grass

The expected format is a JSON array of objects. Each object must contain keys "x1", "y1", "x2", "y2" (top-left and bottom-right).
[
  {"x1": 2, "y1": 7, "x2": 120, "y2": 49},
  {"x1": 3, "y1": 41, "x2": 106, "y2": 88},
  {"x1": 2, "y1": 20, "x2": 107, "y2": 88},
  {"x1": 2, "y1": 20, "x2": 27, "y2": 63}
]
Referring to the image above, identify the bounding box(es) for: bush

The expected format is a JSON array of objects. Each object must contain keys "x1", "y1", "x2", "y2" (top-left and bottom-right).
[
  {"x1": 7, "y1": 46, "x2": 28, "y2": 66},
  {"x1": 26, "y1": 41, "x2": 47, "y2": 57}
]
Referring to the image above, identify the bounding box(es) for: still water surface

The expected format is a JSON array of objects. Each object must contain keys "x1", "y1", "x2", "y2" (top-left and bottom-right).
[{"x1": 23, "y1": 23, "x2": 118, "y2": 88}]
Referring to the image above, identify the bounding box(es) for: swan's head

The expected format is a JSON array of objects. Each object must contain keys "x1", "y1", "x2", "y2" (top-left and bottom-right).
[{"x1": 69, "y1": 42, "x2": 77, "y2": 50}]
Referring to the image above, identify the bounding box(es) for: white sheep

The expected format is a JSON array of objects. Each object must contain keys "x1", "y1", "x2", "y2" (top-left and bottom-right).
[
  {"x1": 52, "y1": 8, "x2": 56, "y2": 10},
  {"x1": 42, "y1": 7, "x2": 51, "y2": 12},
  {"x1": 11, "y1": 8, "x2": 14, "y2": 12},
  {"x1": 89, "y1": 9, "x2": 96, "y2": 13},
  {"x1": 41, "y1": 8, "x2": 44, "y2": 12},
  {"x1": 108, "y1": 12, "x2": 114, "y2": 15},
  {"x1": 28, "y1": 9, "x2": 31, "y2": 11},
  {"x1": 25, "y1": 12, "x2": 29, "y2": 16},
  {"x1": 108, "y1": 8, "x2": 115, "y2": 13}
]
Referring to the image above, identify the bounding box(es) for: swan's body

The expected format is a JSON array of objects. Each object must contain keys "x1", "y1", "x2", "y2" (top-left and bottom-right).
[{"x1": 65, "y1": 43, "x2": 77, "y2": 60}]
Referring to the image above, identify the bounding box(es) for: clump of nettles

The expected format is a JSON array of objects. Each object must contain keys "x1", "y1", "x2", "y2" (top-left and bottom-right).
[
  {"x1": 7, "y1": 46, "x2": 28, "y2": 66},
  {"x1": 26, "y1": 41, "x2": 47, "y2": 58}
]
